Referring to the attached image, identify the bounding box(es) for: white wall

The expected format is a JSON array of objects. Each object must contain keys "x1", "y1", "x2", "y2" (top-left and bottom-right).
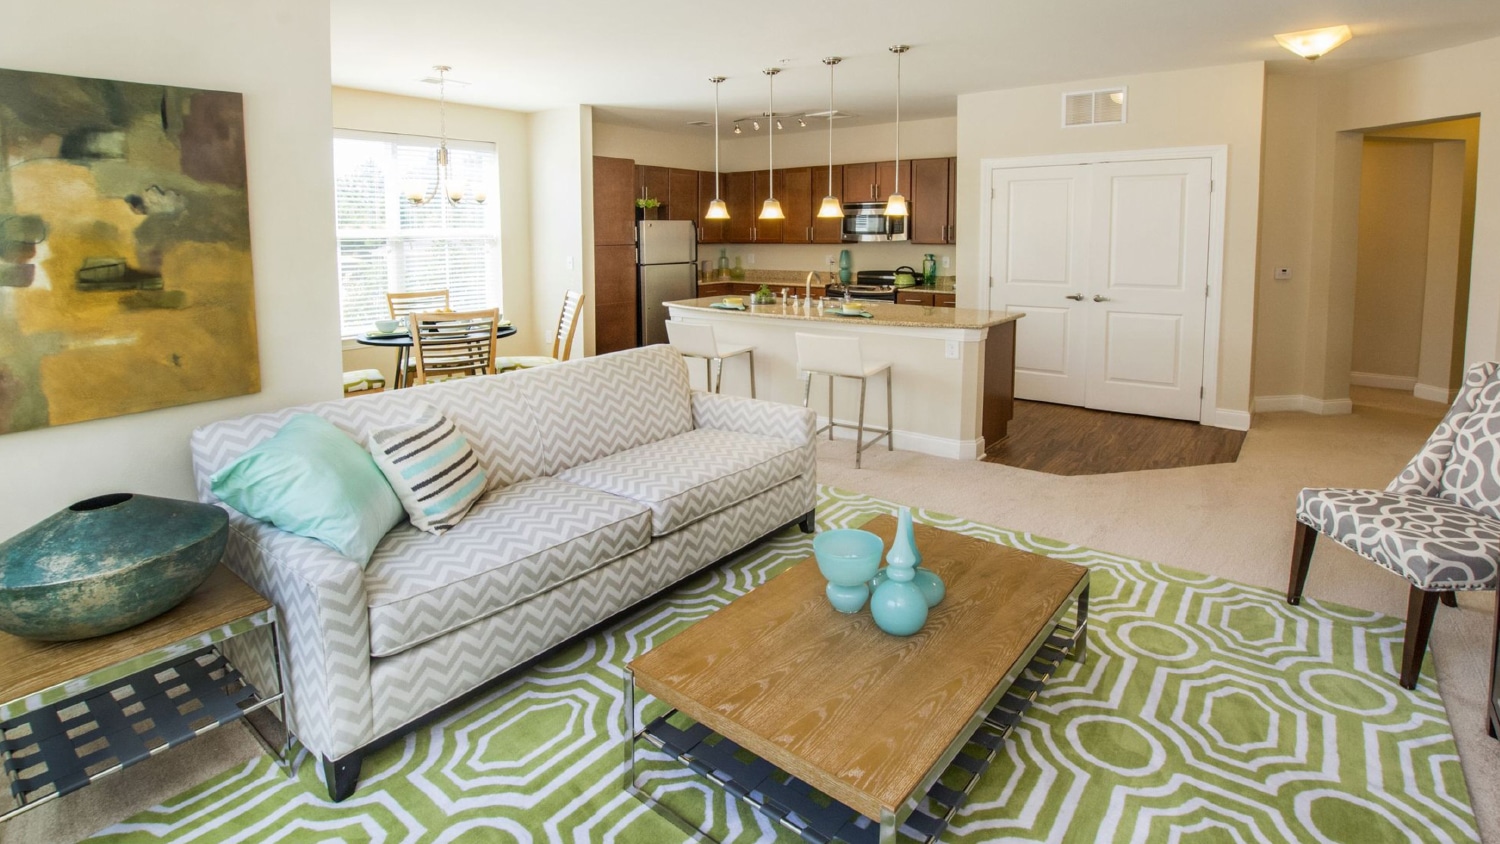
[
  {"x1": 332, "y1": 87, "x2": 535, "y2": 377},
  {"x1": 0, "y1": 0, "x2": 339, "y2": 538},
  {"x1": 593, "y1": 122, "x2": 714, "y2": 170},
  {"x1": 1256, "y1": 35, "x2": 1500, "y2": 408},
  {"x1": 958, "y1": 62, "x2": 1266, "y2": 416},
  {"x1": 1351, "y1": 139, "x2": 1433, "y2": 381},
  {"x1": 529, "y1": 107, "x2": 592, "y2": 358}
]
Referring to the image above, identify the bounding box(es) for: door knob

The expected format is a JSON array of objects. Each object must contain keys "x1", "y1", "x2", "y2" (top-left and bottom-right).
[
  {"x1": 1065, "y1": 293, "x2": 1085, "y2": 301},
  {"x1": 1093, "y1": 294, "x2": 1111, "y2": 302}
]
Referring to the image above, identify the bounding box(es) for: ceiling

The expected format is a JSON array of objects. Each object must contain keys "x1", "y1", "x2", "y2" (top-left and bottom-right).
[{"x1": 330, "y1": 0, "x2": 1500, "y2": 133}]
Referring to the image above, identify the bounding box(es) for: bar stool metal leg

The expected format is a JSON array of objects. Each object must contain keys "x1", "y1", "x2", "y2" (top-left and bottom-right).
[
  {"x1": 886, "y1": 367, "x2": 894, "y2": 452},
  {"x1": 712, "y1": 358, "x2": 723, "y2": 393},
  {"x1": 747, "y1": 351, "x2": 756, "y2": 399},
  {"x1": 828, "y1": 375, "x2": 835, "y2": 440},
  {"x1": 856, "y1": 376, "x2": 868, "y2": 469}
]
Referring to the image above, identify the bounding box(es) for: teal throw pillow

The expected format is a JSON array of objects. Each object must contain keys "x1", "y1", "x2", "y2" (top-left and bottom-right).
[{"x1": 210, "y1": 413, "x2": 404, "y2": 566}]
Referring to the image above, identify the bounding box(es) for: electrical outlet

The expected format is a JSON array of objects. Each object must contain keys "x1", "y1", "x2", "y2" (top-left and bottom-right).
[
  {"x1": 1274, "y1": 267, "x2": 1292, "y2": 280},
  {"x1": 942, "y1": 255, "x2": 951, "y2": 269},
  {"x1": 944, "y1": 340, "x2": 959, "y2": 360},
  {"x1": 566, "y1": 256, "x2": 574, "y2": 270}
]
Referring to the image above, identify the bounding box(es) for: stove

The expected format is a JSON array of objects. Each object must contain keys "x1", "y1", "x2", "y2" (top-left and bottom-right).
[{"x1": 825, "y1": 270, "x2": 899, "y2": 301}]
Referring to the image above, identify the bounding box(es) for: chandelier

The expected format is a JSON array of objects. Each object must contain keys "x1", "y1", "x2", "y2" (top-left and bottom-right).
[{"x1": 405, "y1": 65, "x2": 486, "y2": 206}]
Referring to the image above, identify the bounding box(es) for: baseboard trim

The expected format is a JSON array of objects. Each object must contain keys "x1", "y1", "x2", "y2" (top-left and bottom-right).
[
  {"x1": 816, "y1": 416, "x2": 984, "y2": 460},
  {"x1": 1253, "y1": 395, "x2": 1353, "y2": 415},
  {"x1": 1210, "y1": 409, "x2": 1251, "y2": 431},
  {"x1": 1349, "y1": 371, "x2": 1417, "y2": 391},
  {"x1": 1413, "y1": 382, "x2": 1458, "y2": 404}
]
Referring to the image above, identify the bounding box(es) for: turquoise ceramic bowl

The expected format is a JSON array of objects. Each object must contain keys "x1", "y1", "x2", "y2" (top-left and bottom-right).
[{"x1": 814, "y1": 529, "x2": 883, "y2": 613}]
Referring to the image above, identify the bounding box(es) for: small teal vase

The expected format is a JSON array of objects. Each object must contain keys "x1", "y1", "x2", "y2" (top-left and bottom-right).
[
  {"x1": 871, "y1": 508, "x2": 928, "y2": 636},
  {"x1": 912, "y1": 568, "x2": 946, "y2": 608},
  {"x1": 838, "y1": 249, "x2": 852, "y2": 284},
  {"x1": 814, "y1": 529, "x2": 883, "y2": 613}
]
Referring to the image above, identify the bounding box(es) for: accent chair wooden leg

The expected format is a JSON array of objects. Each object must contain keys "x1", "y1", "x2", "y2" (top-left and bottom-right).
[
  {"x1": 322, "y1": 753, "x2": 362, "y2": 802},
  {"x1": 1400, "y1": 585, "x2": 1442, "y2": 690},
  {"x1": 1440, "y1": 591, "x2": 1458, "y2": 608},
  {"x1": 1287, "y1": 520, "x2": 1317, "y2": 606}
]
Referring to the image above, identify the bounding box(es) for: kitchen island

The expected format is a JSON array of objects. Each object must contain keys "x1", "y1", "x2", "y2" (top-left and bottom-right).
[{"x1": 665, "y1": 298, "x2": 1023, "y2": 460}]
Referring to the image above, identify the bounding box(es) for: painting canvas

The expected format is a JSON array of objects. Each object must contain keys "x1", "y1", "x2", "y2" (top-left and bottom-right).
[{"x1": 0, "y1": 67, "x2": 259, "y2": 434}]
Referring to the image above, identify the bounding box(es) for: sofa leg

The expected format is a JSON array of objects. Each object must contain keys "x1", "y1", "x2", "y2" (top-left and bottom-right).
[
  {"x1": 322, "y1": 753, "x2": 362, "y2": 802},
  {"x1": 798, "y1": 509, "x2": 816, "y2": 534},
  {"x1": 1287, "y1": 520, "x2": 1317, "y2": 605},
  {"x1": 1400, "y1": 585, "x2": 1441, "y2": 690}
]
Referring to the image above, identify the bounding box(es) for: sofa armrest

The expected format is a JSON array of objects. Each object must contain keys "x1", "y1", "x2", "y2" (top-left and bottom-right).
[
  {"x1": 692, "y1": 391, "x2": 816, "y2": 447},
  {"x1": 218, "y1": 508, "x2": 375, "y2": 762}
]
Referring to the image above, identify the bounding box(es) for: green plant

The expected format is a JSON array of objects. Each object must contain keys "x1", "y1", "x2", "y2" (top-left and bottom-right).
[
  {"x1": 635, "y1": 198, "x2": 660, "y2": 209},
  {"x1": 753, "y1": 284, "x2": 774, "y2": 304}
]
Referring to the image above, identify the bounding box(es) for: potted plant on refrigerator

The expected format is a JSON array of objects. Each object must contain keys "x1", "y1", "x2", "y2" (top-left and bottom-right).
[{"x1": 635, "y1": 198, "x2": 660, "y2": 220}]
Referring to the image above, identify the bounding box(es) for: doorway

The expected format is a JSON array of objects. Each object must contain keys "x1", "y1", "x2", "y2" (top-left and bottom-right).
[
  {"x1": 1348, "y1": 117, "x2": 1478, "y2": 404},
  {"x1": 980, "y1": 147, "x2": 1228, "y2": 425}
]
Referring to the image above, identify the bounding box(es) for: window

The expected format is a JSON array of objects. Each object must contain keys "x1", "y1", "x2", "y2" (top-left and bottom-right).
[{"x1": 333, "y1": 131, "x2": 500, "y2": 337}]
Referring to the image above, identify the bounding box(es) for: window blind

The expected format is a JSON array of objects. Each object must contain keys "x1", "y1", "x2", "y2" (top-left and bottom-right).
[{"x1": 333, "y1": 132, "x2": 500, "y2": 337}]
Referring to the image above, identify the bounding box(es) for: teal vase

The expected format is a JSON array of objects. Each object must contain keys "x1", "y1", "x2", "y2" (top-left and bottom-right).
[
  {"x1": 814, "y1": 529, "x2": 883, "y2": 614},
  {"x1": 838, "y1": 249, "x2": 852, "y2": 284},
  {"x1": 871, "y1": 507, "x2": 927, "y2": 636}
]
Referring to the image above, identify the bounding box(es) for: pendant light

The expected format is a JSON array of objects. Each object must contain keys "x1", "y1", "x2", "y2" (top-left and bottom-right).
[
  {"x1": 759, "y1": 67, "x2": 784, "y2": 221},
  {"x1": 816, "y1": 57, "x2": 844, "y2": 219},
  {"x1": 405, "y1": 65, "x2": 485, "y2": 206},
  {"x1": 705, "y1": 76, "x2": 729, "y2": 221},
  {"x1": 884, "y1": 45, "x2": 910, "y2": 218}
]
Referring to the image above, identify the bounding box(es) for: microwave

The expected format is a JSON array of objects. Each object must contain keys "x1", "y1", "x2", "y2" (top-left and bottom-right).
[{"x1": 842, "y1": 201, "x2": 908, "y2": 242}]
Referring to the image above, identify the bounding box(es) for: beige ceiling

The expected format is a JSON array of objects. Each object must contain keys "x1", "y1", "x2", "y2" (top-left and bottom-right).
[{"x1": 331, "y1": 0, "x2": 1500, "y2": 132}]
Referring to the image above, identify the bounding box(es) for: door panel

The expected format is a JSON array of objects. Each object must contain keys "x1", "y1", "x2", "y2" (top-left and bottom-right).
[
  {"x1": 988, "y1": 165, "x2": 1091, "y2": 406},
  {"x1": 1085, "y1": 158, "x2": 1210, "y2": 419}
]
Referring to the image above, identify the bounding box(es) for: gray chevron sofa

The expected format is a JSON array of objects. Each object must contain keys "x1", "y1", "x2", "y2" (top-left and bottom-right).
[{"x1": 190, "y1": 345, "x2": 816, "y2": 800}]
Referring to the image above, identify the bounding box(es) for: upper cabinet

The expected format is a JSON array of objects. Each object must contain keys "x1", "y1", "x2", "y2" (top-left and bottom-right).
[
  {"x1": 811, "y1": 166, "x2": 844, "y2": 244},
  {"x1": 593, "y1": 156, "x2": 637, "y2": 246},
  {"x1": 875, "y1": 160, "x2": 912, "y2": 207},
  {"x1": 723, "y1": 170, "x2": 756, "y2": 243},
  {"x1": 666, "y1": 168, "x2": 698, "y2": 222},
  {"x1": 781, "y1": 167, "x2": 814, "y2": 244},
  {"x1": 842, "y1": 162, "x2": 878, "y2": 204},
  {"x1": 636, "y1": 165, "x2": 671, "y2": 205},
  {"x1": 753, "y1": 170, "x2": 784, "y2": 243},
  {"x1": 910, "y1": 157, "x2": 956, "y2": 245},
  {"x1": 698, "y1": 170, "x2": 724, "y2": 243}
]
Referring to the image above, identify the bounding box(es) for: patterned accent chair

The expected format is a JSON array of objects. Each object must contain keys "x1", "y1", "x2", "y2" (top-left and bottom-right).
[{"x1": 1289, "y1": 361, "x2": 1500, "y2": 689}]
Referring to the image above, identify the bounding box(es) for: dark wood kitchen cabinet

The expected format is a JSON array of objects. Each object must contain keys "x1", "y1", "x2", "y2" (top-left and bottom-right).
[
  {"x1": 753, "y1": 170, "x2": 783, "y2": 242},
  {"x1": 842, "y1": 162, "x2": 877, "y2": 204},
  {"x1": 811, "y1": 165, "x2": 844, "y2": 244},
  {"x1": 593, "y1": 244, "x2": 637, "y2": 354},
  {"x1": 697, "y1": 170, "x2": 724, "y2": 243},
  {"x1": 910, "y1": 157, "x2": 953, "y2": 244},
  {"x1": 666, "y1": 168, "x2": 699, "y2": 222},
  {"x1": 593, "y1": 156, "x2": 637, "y2": 246},
  {"x1": 781, "y1": 167, "x2": 814, "y2": 243},
  {"x1": 875, "y1": 160, "x2": 912, "y2": 205},
  {"x1": 636, "y1": 165, "x2": 670, "y2": 205},
  {"x1": 723, "y1": 171, "x2": 756, "y2": 243}
]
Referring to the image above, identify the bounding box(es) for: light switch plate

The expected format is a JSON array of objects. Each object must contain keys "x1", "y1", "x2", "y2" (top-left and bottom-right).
[
  {"x1": 942, "y1": 256, "x2": 951, "y2": 269},
  {"x1": 1274, "y1": 267, "x2": 1291, "y2": 280},
  {"x1": 944, "y1": 340, "x2": 959, "y2": 359}
]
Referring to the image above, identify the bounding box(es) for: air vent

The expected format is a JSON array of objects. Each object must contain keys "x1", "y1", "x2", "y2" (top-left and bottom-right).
[{"x1": 1063, "y1": 88, "x2": 1126, "y2": 127}]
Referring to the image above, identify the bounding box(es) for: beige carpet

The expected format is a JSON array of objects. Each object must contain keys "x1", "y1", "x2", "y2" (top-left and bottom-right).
[{"x1": 5, "y1": 386, "x2": 1496, "y2": 842}]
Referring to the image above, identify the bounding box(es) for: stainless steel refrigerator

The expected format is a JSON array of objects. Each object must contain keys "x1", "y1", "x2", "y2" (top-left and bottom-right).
[{"x1": 637, "y1": 220, "x2": 698, "y2": 346}]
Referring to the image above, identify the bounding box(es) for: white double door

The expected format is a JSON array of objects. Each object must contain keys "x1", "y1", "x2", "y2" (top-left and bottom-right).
[{"x1": 987, "y1": 158, "x2": 1212, "y2": 420}]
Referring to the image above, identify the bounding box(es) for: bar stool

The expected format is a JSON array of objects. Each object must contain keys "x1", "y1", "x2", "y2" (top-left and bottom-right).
[
  {"x1": 666, "y1": 321, "x2": 756, "y2": 397},
  {"x1": 795, "y1": 333, "x2": 892, "y2": 469}
]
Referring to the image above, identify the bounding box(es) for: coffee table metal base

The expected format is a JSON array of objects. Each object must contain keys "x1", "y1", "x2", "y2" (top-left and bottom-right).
[{"x1": 624, "y1": 583, "x2": 1088, "y2": 843}]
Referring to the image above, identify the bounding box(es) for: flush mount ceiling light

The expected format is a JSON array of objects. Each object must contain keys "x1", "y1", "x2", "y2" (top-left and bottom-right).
[
  {"x1": 817, "y1": 57, "x2": 844, "y2": 219},
  {"x1": 405, "y1": 65, "x2": 486, "y2": 205},
  {"x1": 705, "y1": 76, "x2": 729, "y2": 221},
  {"x1": 1274, "y1": 24, "x2": 1353, "y2": 60},
  {"x1": 884, "y1": 45, "x2": 910, "y2": 218},
  {"x1": 759, "y1": 67, "x2": 784, "y2": 221}
]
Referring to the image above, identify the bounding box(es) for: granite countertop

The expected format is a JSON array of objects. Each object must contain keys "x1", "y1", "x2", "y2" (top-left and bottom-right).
[{"x1": 666, "y1": 297, "x2": 1022, "y2": 330}]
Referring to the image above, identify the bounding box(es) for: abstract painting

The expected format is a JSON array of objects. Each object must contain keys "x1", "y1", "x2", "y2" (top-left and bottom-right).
[{"x1": 0, "y1": 67, "x2": 259, "y2": 434}]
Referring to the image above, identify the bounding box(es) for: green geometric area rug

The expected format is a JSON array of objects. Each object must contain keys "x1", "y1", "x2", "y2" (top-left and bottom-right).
[{"x1": 91, "y1": 487, "x2": 1476, "y2": 843}]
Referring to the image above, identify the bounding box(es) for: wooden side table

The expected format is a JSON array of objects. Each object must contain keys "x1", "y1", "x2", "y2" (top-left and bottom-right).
[{"x1": 0, "y1": 565, "x2": 288, "y2": 820}]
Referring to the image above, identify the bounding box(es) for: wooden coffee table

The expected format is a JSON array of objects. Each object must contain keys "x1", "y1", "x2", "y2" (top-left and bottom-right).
[{"x1": 625, "y1": 515, "x2": 1089, "y2": 843}]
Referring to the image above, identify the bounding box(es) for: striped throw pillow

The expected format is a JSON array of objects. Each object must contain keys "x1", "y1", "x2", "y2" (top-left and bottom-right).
[{"x1": 367, "y1": 410, "x2": 488, "y2": 534}]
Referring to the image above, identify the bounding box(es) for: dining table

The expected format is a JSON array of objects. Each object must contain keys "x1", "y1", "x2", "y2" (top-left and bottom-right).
[{"x1": 355, "y1": 323, "x2": 518, "y2": 389}]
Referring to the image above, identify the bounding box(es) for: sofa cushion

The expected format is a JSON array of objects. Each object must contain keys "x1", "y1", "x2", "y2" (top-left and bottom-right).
[
  {"x1": 363, "y1": 477, "x2": 651, "y2": 657},
  {"x1": 555, "y1": 428, "x2": 807, "y2": 536},
  {"x1": 367, "y1": 408, "x2": 488, "y2": 535}
]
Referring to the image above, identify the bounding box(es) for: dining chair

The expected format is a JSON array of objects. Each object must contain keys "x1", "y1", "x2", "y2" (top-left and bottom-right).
[
  {"x1": 387, "y1": 290, "x2": 451, "y2": 319},
  {"x1": 496, "y1": 290, "x2": 584, "y2": 372},
  {"x1": 1288, "y1": 360, "x2": 1500, "y2": 689},
  {"x1": 407, "y1": 309, "x2": 501, "y2": 385}
]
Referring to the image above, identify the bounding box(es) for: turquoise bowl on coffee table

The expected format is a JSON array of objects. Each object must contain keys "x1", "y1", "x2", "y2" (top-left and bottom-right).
[{"x1": 813, "y1": 529, "x2": 883, "y2": 613}]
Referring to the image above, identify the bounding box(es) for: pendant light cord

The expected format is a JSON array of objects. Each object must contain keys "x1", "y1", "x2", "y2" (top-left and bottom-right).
[
  {"x1": 827, "y1": 59, "x2": 837, "y2": 196},
  {"x1": 712, "y1": 77, "x2": 723, "y2": 199},
  {"x1": 893, "y1": 48, "x2": 902, "y2": 194},
  {"x1": 766, "y1": 68, "x2": 776, "y2": 200}
]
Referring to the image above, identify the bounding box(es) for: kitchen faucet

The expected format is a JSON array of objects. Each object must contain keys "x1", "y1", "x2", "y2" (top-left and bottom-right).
[{"x1": 805, "y1": 271, "x2": 818, "y2": 304}]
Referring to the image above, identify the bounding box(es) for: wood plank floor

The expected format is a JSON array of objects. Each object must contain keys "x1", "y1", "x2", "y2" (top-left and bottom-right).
[{"x1": 983, "y1": 400, "x2": 1246, "y2": 476}]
